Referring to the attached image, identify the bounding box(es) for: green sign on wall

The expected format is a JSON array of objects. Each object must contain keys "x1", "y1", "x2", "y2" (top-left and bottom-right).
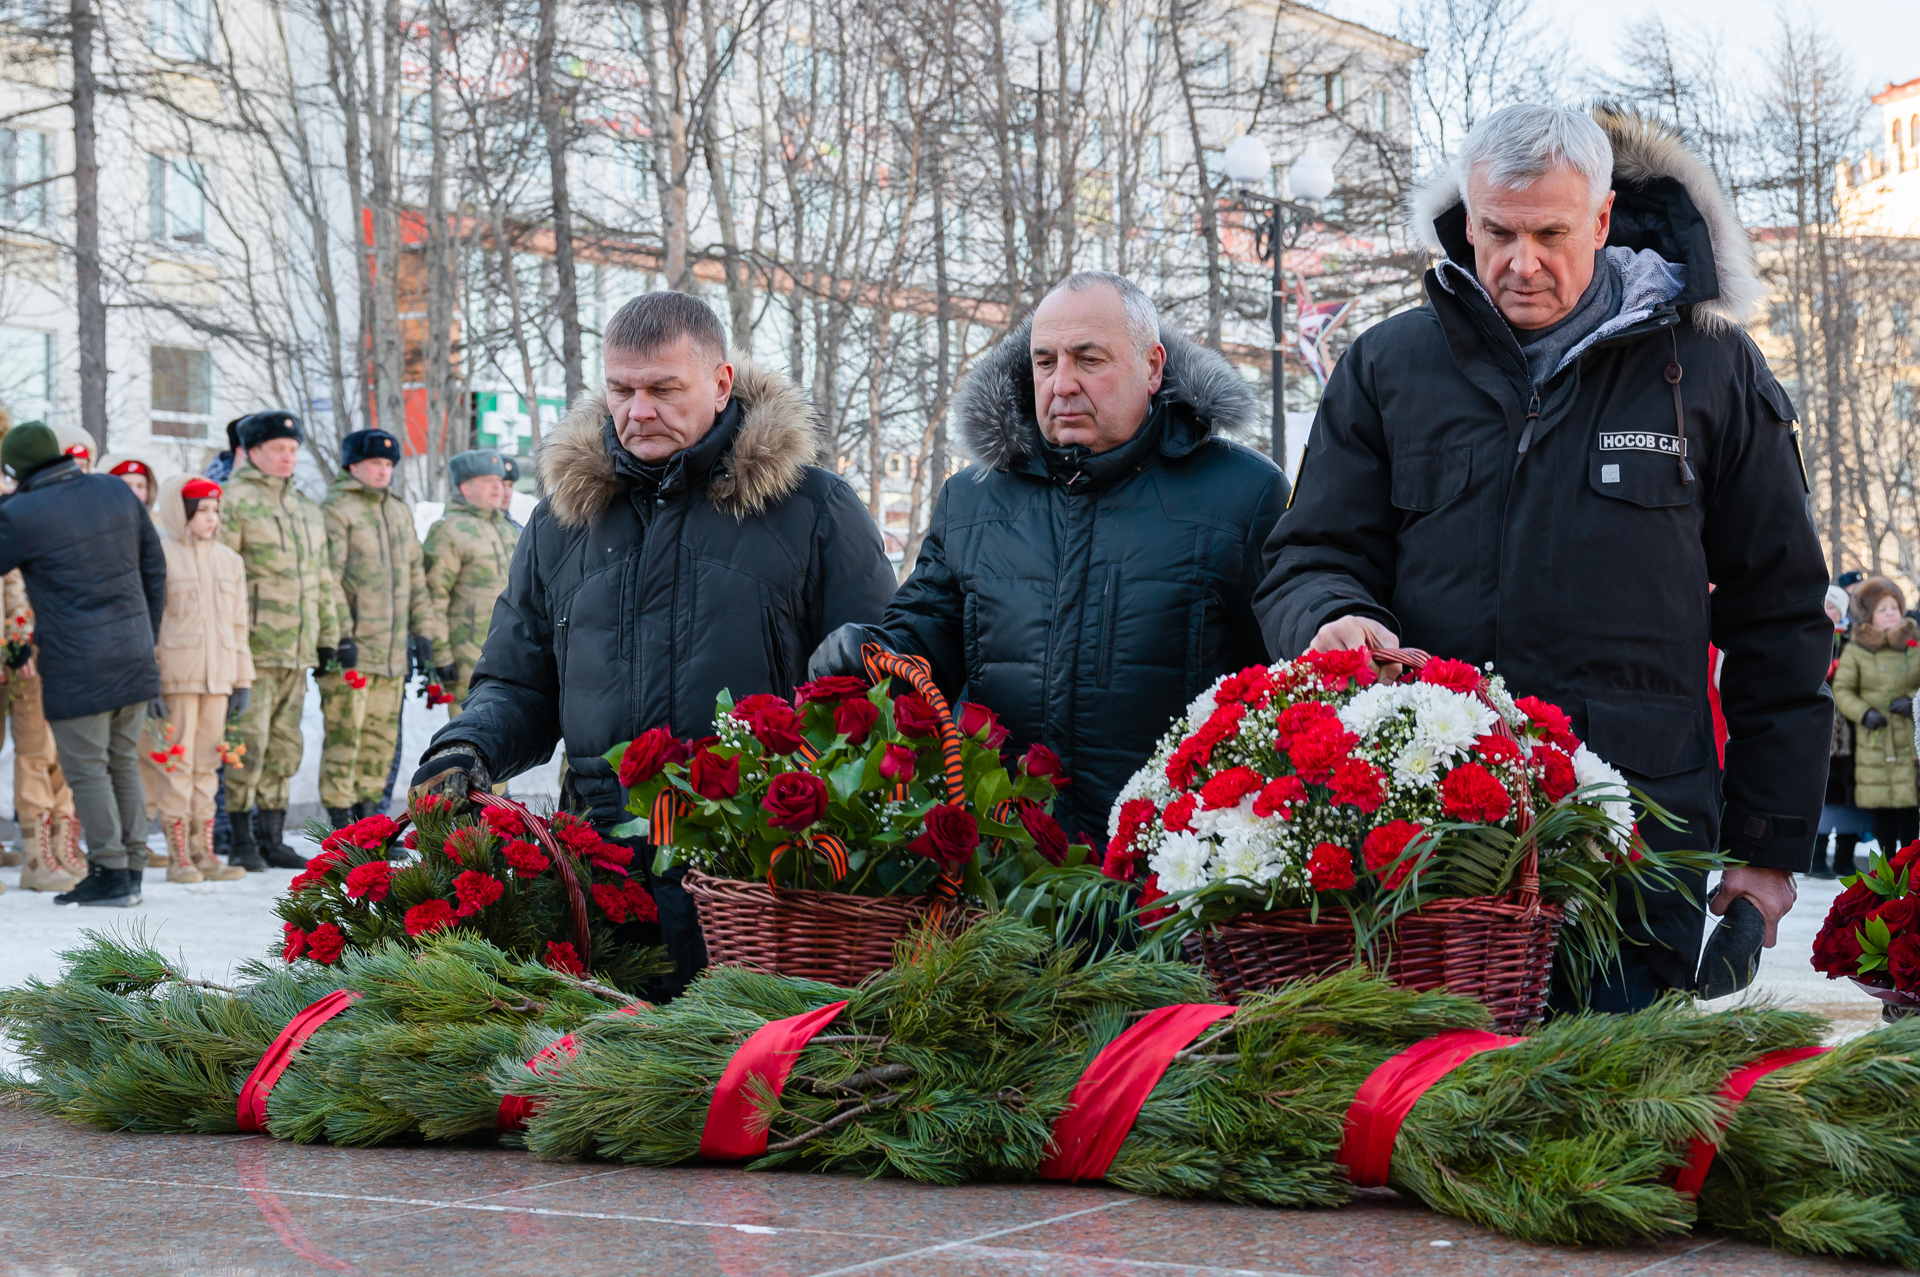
[{"x1": 473, "y1": 388, "x2": 567, "y2": 457}]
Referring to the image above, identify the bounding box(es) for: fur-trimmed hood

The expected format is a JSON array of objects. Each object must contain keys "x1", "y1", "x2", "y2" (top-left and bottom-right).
[
  {"x1": 1408, "y1": 106, "x2": 1762, "y2": 330},
  {"x1": 953, "y1": 319, "x2": 1259, "y2": 472},
  {"x1": 1850, "y1": 618, "x2": 1918, "y2": 653},
  {"x1": 540, "y1": 358, "x2": 821, "y2": 528}
]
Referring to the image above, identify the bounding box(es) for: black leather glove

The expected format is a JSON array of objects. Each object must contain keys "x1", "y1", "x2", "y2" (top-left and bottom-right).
[
  {"x1": 409, "y1": 634, "x2": 435, "y2": 678},
  {"x1": 1864, "y1": 707, "x2": 1890, "y2": 731},
  {"x1": 1894, "y1": 696, "x2": 1914, "y2": 718},
  {"x1": 409, "y1": 748, "x2": 490, "y2": 809},
  {"x1": 228, "y1": 687, "x2": 250, "y2": 718},
  {"x1": 434, "y1": 664, "x2": 458, "y2": 686},
  {"x1": 808, "y1": 623, "x2": 890, "y2": 681},
  {"x1": 335, "y1": 636, "x2": 359, "y2": 671},
  {"x1": 316, "y1": 646, "x2": 335, "y2": 672},
  {"x1": 146, "y1": 695, "x2": 168, "y2": 721}
]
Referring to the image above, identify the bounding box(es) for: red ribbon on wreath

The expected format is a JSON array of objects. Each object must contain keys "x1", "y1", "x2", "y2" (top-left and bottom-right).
[
  {"x1": 1338, "y1": 1028, "x2": 1527, "y2": 1187},
  {"x1": 698, "y1": 1001, "x2": 849, "y2": 1160},
  {"x1": 236, "y1": 990, "x2": 361, "y2": 1133},
  {"x1": 1672, "y1": 1045, "x2": 1830, "y2": 1197},
  {"x1": 496, "y1": 1002, "x2": 649, "y2": 1133}
]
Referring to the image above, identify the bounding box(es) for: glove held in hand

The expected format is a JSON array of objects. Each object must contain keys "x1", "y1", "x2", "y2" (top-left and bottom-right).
[
  {"x1": 1893, "y1": 696, "x2": 1914, "y2": 718},
  {"x1": 335, "y1": 636, "x2": 359, "y2": 671},
  {"x1": 228, "y1": 687, "x2": 250, "y2": 717},
  {"x1": 1864, "y1": 707, "x2": 1890, "y2": 731}
]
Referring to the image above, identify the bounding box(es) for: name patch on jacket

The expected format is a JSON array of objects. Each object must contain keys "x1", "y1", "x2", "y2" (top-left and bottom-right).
[{"x1": 1597, "y1": 431, "x2": 1683, "y2": 456}]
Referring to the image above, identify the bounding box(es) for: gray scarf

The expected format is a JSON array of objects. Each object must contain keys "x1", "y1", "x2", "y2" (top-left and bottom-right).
[{"x1": 1515, "y1": 251, "x2": 1621, "y2": 389}]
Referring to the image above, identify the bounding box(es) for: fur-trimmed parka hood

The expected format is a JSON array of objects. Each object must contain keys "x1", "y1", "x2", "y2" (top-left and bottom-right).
[
  {"x1": 953, "y1": 319, "x2": 1259, "y2": 473},
  {"x1": 1848, "y1": 617, "x2": 1917, "y2": 653},
  {"x1": 540, "y1": 358, "x2": 821, "y2": 528},
  {"x1": 1408, "y1": 106, "x2": 1762, "y2": 329}
]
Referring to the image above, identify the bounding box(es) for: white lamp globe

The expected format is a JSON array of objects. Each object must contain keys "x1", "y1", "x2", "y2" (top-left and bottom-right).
[
  {"x1": 1288, "y1": 150, "x2": 1335, "y2": 204},
  {"x1": 1019, "y1": 13, "x2": 1052, "y2": 46},
  {"x1": 1222, "y1": 134, "x2": 1272, "y2": 187}
]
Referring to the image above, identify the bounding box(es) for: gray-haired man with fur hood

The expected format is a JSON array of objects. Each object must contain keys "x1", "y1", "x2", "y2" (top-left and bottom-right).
[
  {"x1": 413, "y1": 292, "x2": 895, "y2": 995},
  {"x1": 1258, "y1": 106, "x2": 1831, "y2": 1012},
  {"x1": 810, "y1": 272, "x2": 1287, "y2": 844}
]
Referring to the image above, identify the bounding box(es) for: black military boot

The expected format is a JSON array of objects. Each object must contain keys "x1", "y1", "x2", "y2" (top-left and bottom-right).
[
  {"x1": 326, "y1": 807, "x2": 354, "y2": 831},
  {"x1": 1808, "y1": 835, "x2": 1834, "y2": 880},
  {"x1": 256, "y1": 809, "x2": 309, "y2": 870},
  {"x1": 227, "y1": 811, "x2": 267, "y2": 872},
  {"x1": 1833, "y1": 834, "x2": 1860, "y2": 880},
  {"x1": 53, "y1": 863, "x2": 138, "y2": 907}
]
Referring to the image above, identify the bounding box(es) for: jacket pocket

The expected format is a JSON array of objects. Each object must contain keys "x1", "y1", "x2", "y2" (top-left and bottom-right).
[
  {"x1": 1588, "y1": 448, "x2": 1697, "y2": 508},
  {"x1": 1096, "y1": 565, "x2": 1119, "y2": 689},
  {"x1": 1390, "y1": 447, "x2": 1472, "y2": 512},
  {"x1": 1585, "y1": 695, "x2": 1707, "y2": 778}
]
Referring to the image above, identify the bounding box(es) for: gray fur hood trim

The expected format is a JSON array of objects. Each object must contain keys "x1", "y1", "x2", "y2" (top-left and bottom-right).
[
  {"x1": 954, "y1": 319, "x2": 1259, "y2": 472},
  {"x1": 1407, "y1": 106, "x2": 1762, "y2": 330},
  {"x1": 539, "y1": 359, "x2": 821, "y2": 528}
]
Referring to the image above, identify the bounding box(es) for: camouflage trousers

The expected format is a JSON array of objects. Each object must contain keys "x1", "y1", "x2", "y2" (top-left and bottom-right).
[
  {"x1": 319, "y1": 671, "x2": 403, "y2": 808},
  {"x1": 228, "y1": 666, "x2": 308, "y2": 814}
]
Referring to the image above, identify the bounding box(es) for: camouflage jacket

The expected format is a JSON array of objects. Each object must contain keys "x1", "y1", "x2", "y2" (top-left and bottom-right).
[
  {"x1": 420, "y1": 495, "x2": 518, "y2": 671},
  {"x1": 323, "y1": 473, "x2": 429, "y2": 680},
  {"x1": 218, "y1": 468, "x2": 340, "y2": 671}
]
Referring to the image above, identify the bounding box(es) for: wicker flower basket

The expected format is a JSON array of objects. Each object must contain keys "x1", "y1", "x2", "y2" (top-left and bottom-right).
[
  {"x1": 1183, "y1": 847, "x2": 1565, "y2": 1033},
  {"x1": 683, "y1": 869, "x2": 958, "y2": 986}
]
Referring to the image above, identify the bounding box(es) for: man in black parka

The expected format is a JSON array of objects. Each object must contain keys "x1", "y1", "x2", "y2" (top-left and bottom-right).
[
  {"x1": 810, "y1": 272, "x2": 1287, "y2": 842},
  {"x1": 411, "y1": 292, "x2": 895, "y2": 994},
  {"x1": 1257, "y1": 105, "x2": 1830, "y2": 1011}
]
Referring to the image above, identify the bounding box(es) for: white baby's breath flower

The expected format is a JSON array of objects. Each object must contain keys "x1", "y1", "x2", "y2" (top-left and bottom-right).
[{"x1": 1150, "y1": 831, "x2": 1214, "y2": 893}]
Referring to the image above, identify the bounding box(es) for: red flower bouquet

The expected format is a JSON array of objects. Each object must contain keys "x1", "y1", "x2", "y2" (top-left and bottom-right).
[{"x1": 1812, "y1": 838, "x2": 1920, "y2": 1019}]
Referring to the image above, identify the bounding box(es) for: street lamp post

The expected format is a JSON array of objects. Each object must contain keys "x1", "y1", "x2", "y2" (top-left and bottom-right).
[
  {"x1": 1220, "y1": 134, "x2": 1333, "y2": 472},
  {"x1": 1019, "y1": 13, "x2": 1052, "y2": 296}
]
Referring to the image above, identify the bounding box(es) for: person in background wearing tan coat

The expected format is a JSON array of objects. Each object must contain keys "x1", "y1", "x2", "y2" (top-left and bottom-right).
[
  {"x1": 140, "y1": 475, "x2": 251, "y2": 882},
  {"x1": 1832, "y1": 576, "x2": 1920, "y2": 859}
]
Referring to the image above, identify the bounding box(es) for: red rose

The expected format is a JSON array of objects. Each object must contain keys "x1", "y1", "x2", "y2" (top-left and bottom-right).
[
  {"x1": 1896, "y1": 840, "x2": 1920, "y2": 871},
  {"x1": 750, "y1": 702, "x2": 807, "y2": 755},
  {"x1": 909, "y1": 803, "x2": 980, "y2": 871},
  {"x1": 1020, "y1": 805, "x2": 1069, "y2": 865},
  {"x1": 1212, "y1": 666, "x2": 1274, "y2": 709},
  {"x1": 1307, "y1": 842, "x2": 1357, "y2": 892},
  {"x1": 1810, "y1": 922, "x2": 1863, "y2": 978},
  {"x1": 794, "y1": 675, "x2": 870, "y2": 705},
  {"x1": 894, "y1": 694, "x2": 940, "y2": 738},
  {"x1": 762, "y1": 771, "x2": 830, "y2": 832},
  {"x1": 1021, "y1": 743, "x2": 1069, "y2": 786},
  {"x1": 281, "y1": 922, "x2": 307, "y2": 963},
  {"x1": 1418, "y1": 658, "x2": 1482, "y2": 694},
  {"x1": 879, "y1": 743, "x2": 919, "y2": 783},
  {"x1": 1891, "y1": 934, "x2": 1920, "y2": 993},
  {"x1": 1328, "y1": 758, "x2": 1387, "y2": 812},
  {"x1": 503, "y1": 838, "x2": 550, "y2": 876},
  {"x1": 1163, "y1": 793, "x2": 1199, "y2": 832},
  {"x1": 1301, "y1": 648, "x2": 1376, "y2": 690},
  {"x1": 1438, "y1": 762, "x2": 1513, "y2": 823},
  {"x1": 1873, "y1": 896, "x2": 1920, "y2": 935},
  {"x1": 1515, "y1": 696, "x2": 1579, "y2": 751},
  {"x1": 343, "y1": 860, "x2": 392, "y2": 903},
  {"x1": 544, "y1": 941, "x2": 585, "y2": 975},
  {"x1": 404, "y1": 899, "x2": 457, "y2": 937},
  {"x1": 835, "y1": 698, "x2": 880, "y2": 745},
  {"x1": 1362, "y1": 820, "x2": 1424, "y2": 889},
  {"x1": 1252, "y1": 775, "x2": 1307, "y2": 819},
  {"x1": 305, "y1": 923, "x2": 347, "y2": 965},
  {"x1": 959, "y1": 702, "x2": 1010, "y2": 748},
  {"x1": 1475, "y1": 733, "x2": 1524, "y2": 767},
  {"x1": 1288, "y1": 722, "x2": 1358, "y2": 784},
  {"x1": 1532, "y1": 744, "x2": 1576, "y2": 802},
  {"x1": 731, "y1": 693, "x2": 790, "y2": 723},
  {"x1": 453, "y1": 871, "x2": 505, "y2": 917},
  {"x1": 689, "y1": 748, "x2": 741, "y2": 800},
  {"x1": 482, "y1": 805, "x2": 527, "y2": 839},
  {"x1": 1200, "y1": 765, "x2": 1265, "y2": 811},
  {"x1": 619, "y1": 727, "x2": 680, "y2": 787}
]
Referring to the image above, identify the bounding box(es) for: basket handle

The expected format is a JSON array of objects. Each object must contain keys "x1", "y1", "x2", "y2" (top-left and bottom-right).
[{"x1": 860, "y1": 644, "x2": 966, "y2": 910}]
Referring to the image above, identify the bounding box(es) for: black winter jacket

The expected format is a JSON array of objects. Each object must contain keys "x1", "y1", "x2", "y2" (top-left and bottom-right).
[
  {"x1": 865, "y1": 327, "x2": 1286, "y2": 840},
  {"x1": 430, "y1": 365, "x2": 897, "y2": 827},
  {"x1": 1257, "y1": 110, "x2": 1831, "y2": 993},
  {"x1": 0, "y1": 458, "x2": 166, "y2": 720}
]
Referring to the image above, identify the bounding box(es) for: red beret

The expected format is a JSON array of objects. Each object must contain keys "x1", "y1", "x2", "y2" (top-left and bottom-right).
[
  {"x1": 181, "y1": 478, "x2": 222, "y2": 500},
  {"x1": 109, "y1": 459, "x2": 152, "y2": 477}
]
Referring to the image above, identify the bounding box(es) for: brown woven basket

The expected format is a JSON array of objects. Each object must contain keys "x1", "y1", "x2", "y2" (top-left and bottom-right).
[{"x1": 683, "y1": 869, "x2": 952, "y2": 986}]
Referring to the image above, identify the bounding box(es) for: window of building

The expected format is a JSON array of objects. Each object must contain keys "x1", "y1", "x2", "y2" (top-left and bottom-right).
[
  {"x1": 0, "y1": 326, "x2": 51, "y2": 424},
  {"x1": 0, "y1": 0, "x2": 52, "y2": 28},
  {"x1": 1138, "y1": 19, "x2": 1157, "y2": 67},
  {"x1": 1374, "y1": 88, "x2": 1390, "y2": 132},
  {"x1": 149, "y1": 0, "x2": 211, "y2": 61},
  {"x1": 0, "y1": 129, "x2": 48, "y2": 226},
  {"x1": 1145, "y1": 133, "x2": 1163, "y2": 181},
  {"x1": 400, "y1": 92, "x2": 431, "y2": 152},
  {"x1": 150, "y1": 345, "x2": 211, "y2": 438},
  {"x1": 714, "y1": 24, "x2": 736, "y2": 77},
  {"x1": 1324, "y1": 72, "x2": 1346, "y2": 112},
  {"x1": 1196, "y1": 39, "x2": 1232, "y2": 89},
  {"x1": 618, "y1": 138, "x2": 651, "y2": 202},
  {"x1": 149, "y1": 154, "x2": 210, "y2": 245}
]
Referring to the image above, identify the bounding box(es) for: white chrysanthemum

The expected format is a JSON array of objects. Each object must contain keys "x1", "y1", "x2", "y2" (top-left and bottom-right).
[
  {"x1": 1150, "y1": 831, "x2": 1214, "y2": 893},
  {"x1": 1196, "y1": 798, "x2": 1264, "y2": 847},
  {"x1": 1214, "y1": 839, "x2": 1283, "y2": 887},
  {"x1": 1338, "y1": 683, "x2": 1410, "y2": 739},
  {"x1": 1184, "y1": 686, "x2": 1221, "y2": 733},
  {"x1": 1408, "y1": 685, "x2": 1496, "y2": 758},
  {"x1": 1392, "y1": 741, "x2": 1442, "y2": 789},
  {"x1": 1571, "y1": 744, "x2": 1634, "y2": 845}
]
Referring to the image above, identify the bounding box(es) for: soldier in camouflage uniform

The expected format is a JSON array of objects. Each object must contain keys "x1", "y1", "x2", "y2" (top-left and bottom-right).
[
  {"x1": 420, "y1": 449, "x2": 519, "y2": 719},
  {"x1": 321, "y1": 429, "x2": 428, "y2": 828},
  {"x1": 218, "y1": 411, "x2": 341, "y2": 870}
]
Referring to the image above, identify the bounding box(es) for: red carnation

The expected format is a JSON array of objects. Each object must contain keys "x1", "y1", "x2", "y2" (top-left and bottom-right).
[
  {"x1": 619, "y1": 727, "x2": 680, "y2": 787},
  {"x1": 1163, "y1": 793, "x2": 1199, "y2": 833},
  {"x1": 959, "y1": 702, "x2": 1010, "y2": 748},
  {"x1": 1212, "y1": 666, "x2": 1274, "y2": 709},
  {"x1": 442, "y1": 826, "x2": 488, "y2": 865},
  {"x1": 1515, "y1": 696, "x2": 1579, "y2": 751},
  {"x1": 1307, "y1": 842, "x2": 1357, "y2": 892},
  {"x1": 592, "y1": 881, "x2": 632, "y2": 923},
  {"x1": 326, "y1": 813, "x2": 400, "y2": 853},
  {"x1": 1252, "y1": 775, "x2": 1307, "y2": 819},
  {"x1": 1288, "y1": 722, "x2": 1359, "y2": 784},
  {"x1": 689, "y1": 748, "x2": 741, "y2": 800},
  {"x1": 482, "y1": 806, "x2": 527, "y2": 839},
  {"x1": 502, "y1": 838, "x2": 550, "y2": 876},
  {"x1": 1102, "y1": 840, "x2": 1140, "y2": 881},
  {"x1": 1021, "y1": 743, "x2": 1069, "y2": 786},
  {"x1": 1439, "y1": 762, "x2": 1513, "y2": 823},
  {"x1": 1107, "y1": 797, "x2": 1158, "y2": 874},
  {"x1": 1475, "y1": 733, "x2": 1524, "y2": 767},
  {"x1": 893, "y1": 695, "x2": 940, "y2": 738},
  {"x1": 762, "y1": 771, "x2": 830, "y2": 832},
  {"x1": 587, "y1": 838, "x2": 633, "y2": 875},
  {"x1": 909, "y1": 803, "x2": 980, "y2": 871},
  {"x1": 1362, "y1": 820, "x2": 1424, "y2": 889},
  {"x1": 1200, "y1": 765, "x2": 1265, "y2": 811},
  {"x1": 1194, "y1": 701, "x2": 1247, "y2": 750},
  {"x1": 1892, "y1": 934, "x2": 1920, "y2": 994},
  {"x1": 794, "y1": 675, "x2": 870, "y2": 705},
  {"x1": 1301, "y1": 647, "x2": 1376, "y2": 691},
  {"x1": 343, "y1": 669, "x2": 368, "y2": 690},
  {"x1": 1532, "y1": 744, "x2": 1576, "y2": 802},
  {"x1": 1418, "y1": 658, "x2": 1482, "y2": 694},
  {"x1": 834, "y1": 697, "x2": 880, "y2": 745},
  {"x1": 1328, "y1": 758, "x2": 1387, "y2": 812},
  {"x1": 1137, "y1": 873, "x2": 1173, "y2": 927},
  {"x1": 281, "y1": 922, "x2": 307, "y2": 963},
  {"x1": 453, "y1": 870, "x2": 505, "y2": 917},
  {"x1": 404, "y1": 899, "x2": 457, "y2": 936},
  {"x1": 1020, "y1": 805, "x2": 1069, "y2": 865},
  {"x1": 544, "y1": 941, "x2": 585, "y2": 976},
  {"x1": 879, "y1": 743, "x2": 918, "y2": 783},
  {"x1": 1165, "y1": 738, "x2": 1208, "y2": 790},
  {"x1": 750, "y1": 702, "x2": 807, "y2": 755},
  {"x1": 343, "y1": 860, "x2": 392, "y2": 903},
  {"x1": 403, "y1": 830, "x2": 419, "y2": 850},
  {"x1": 1275, "y1": 701, "x2": 1342, "y2": 747},
  {"x1": 730, "y1": 693, "x2": 790, "y2": 723},
  {"x1": 621, "y1": 878, "x2": 658, "y2": 923},
  {"x1": 304, "y1": 923, "x2": 346, "y2": 965},
  {"x1": 289, "y1": 848, "x2": 346, "y2": 893}
]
